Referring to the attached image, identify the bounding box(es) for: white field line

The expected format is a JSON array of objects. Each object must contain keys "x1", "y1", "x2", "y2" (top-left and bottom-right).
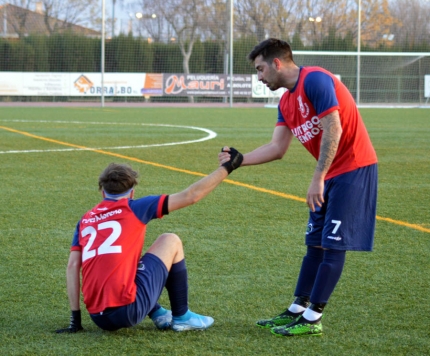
[{"x1": 0, "y1": 120, "x2": 217, "y2": 154}]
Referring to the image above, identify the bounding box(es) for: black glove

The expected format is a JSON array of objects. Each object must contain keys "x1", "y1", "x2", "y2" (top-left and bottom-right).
[
  {"x1": 56, "y1": 310, "x2": 84, "y2": 333},
  {"x1": 221, "y1": 147, "x2": 243, "y2": 174}
]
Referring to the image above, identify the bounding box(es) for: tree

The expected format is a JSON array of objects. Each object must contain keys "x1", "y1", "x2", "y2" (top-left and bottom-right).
[
  {"x1": 232, "y1": 0, "x2": 400, "y2": 48},
  {"x1": 135, "y1": 0, "x2": 208, "y2": 74},
  {"x1": 0, "y1": 0, "x2": 100, "y2": 37},
  {"x1": 40, "y1": 0, "x2": 100, "y2": 34},
  {"x1": 269, "y1": 0, "x2": 300, "y2": 39},
  {"x1": 358, "y1": 0, "x2": 399, "y2": 46},
  {"x1": 131, "y1": 12, "x2": 173, "y2": 42},
  {"x1": 1, "y1": 0, "x2": 33, "y2": 38},
  {"x1": 297, "y1": 0, "x2": 357, "y2": 46},
  {"x1": 204, "y1": 0, "x2": 229, "y2": 74},
  {"x1": 234, "y1": 0, "x2": 300, "y2": 42},
  {"x1": 235, "y1": 0, "x2": 271, "y2": 41},
  {"x1": 388, "y1": 0, "x2": 430, "y2": 48}
]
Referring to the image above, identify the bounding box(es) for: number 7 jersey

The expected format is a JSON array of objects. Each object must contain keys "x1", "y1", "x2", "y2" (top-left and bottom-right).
[{"x1": 70, "y1": 195, "x2": 166, "y2": 314}]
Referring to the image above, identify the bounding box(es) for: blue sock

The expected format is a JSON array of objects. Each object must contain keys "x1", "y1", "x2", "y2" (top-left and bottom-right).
[
  {"x1": 294, "y1": 246, "x2": 324, "y2": 297},
  {"x1": 149, "y1": 305, "x2": 170, "y2": 320},
  {"x1": 310, "y1": 249, "x2": 346, "y2": 304},
  {"x1": 165, "y1": 259, "x2": 188, "y2": 317}
]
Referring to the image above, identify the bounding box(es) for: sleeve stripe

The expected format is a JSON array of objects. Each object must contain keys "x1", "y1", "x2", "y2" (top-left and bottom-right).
[
  {"x1": 318, "y1": 106, "x2": 339, "y2": 119},
  {"x1": 157, "y1": 194, "x2": 167, "y2": 218}
]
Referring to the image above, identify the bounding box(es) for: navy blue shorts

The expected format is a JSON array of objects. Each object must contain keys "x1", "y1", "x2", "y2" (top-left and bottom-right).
[
  {"x1": 90, "y1": 253, "x2": 168, "y2": 331},
  {"x1": 306, "y1": 164, "x2": 378, "y2": 251}
]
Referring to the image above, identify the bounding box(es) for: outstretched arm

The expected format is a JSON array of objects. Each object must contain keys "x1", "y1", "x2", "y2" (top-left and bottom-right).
[
  {"x1": 307, "y1": 110, "x2": 342, "y2": 212},
  {"x1": 168, "y1": 167, "x2": 228, "y2": 212},
  {"x1": 168, "y1": 149, "x2": 243, "y2": 213},
  {"x1": 219, "y1": 125, "x2": 293, "y2": 167}
]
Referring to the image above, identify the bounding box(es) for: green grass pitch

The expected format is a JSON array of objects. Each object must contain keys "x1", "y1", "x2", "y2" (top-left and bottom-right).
[{"x1": 0, "y1": 107, "x2": 429, "y2": 355}]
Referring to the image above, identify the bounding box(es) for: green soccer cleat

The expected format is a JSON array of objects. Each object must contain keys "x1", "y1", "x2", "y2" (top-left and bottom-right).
[
  {"x1": 256, "y1": 309, "x2": 303, "y2": 329},
  {"x1": 271, "y1": 316, "x2": 323, "y2": 337}
]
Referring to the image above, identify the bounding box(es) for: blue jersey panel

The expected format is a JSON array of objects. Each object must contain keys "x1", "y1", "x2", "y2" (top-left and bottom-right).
[
  {"x1": 277, "y1": 105, "x2": 285, "y2": 124},
  {"x1": 303, "y1": 71, "x2": 338, "y2": 116},
  {"x1": 71, "y1": 221, "x2": 81, "y2": 247},
  {"x1": 306, "y1": 164, "x2": 378, "y2": 251},
  {"x1": 128, "y1": 195, "x2": 163, "y2": 224}
]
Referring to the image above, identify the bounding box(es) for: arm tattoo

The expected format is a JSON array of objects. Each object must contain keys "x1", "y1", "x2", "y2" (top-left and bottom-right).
[{"x1": 316, "y1": 112, "x2": 342, "y2": 174}]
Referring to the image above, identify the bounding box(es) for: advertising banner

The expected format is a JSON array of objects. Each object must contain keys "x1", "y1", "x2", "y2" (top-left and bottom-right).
[
  {"x1": 0, "y1": 72, "x2": 69, "y2": 96},
  {"x1": 163, "y1": 73, "x2": 252, "y2": 97},
  {"x1": 71, "y1": 73, "x2": 164, "y2": 96},
  {"x1": 251, "y1": 74, "x2": 287, "y2": 98},
  {"x1": 425, "y1": 75, "x2": 430, "y2": 98},
  {"x1": 0, "y1": 72, "x2": 163, "y2": 96},
  {"x1": 251, "y1": 74, "x2": 341, "y2": 98}
]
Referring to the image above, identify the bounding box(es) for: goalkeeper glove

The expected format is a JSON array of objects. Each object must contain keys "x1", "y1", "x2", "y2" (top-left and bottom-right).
[
  {"x1": 221, "y1": 147, "x2": 243, "y2": 174},
  {"x1": 56, "y1": 310, "x2": 84, "y2": 333}
]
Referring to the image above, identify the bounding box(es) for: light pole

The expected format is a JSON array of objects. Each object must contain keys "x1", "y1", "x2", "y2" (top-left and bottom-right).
[
  {"x1": 101, "y1": 0, "x2": 106, "y2": 107},
  {"x1": 135, "y1": 12, "x2": 157, "y2": 40},
  {"x1": 308, "y1": 16, "x2": 322, "y2": 44},
  {"x1": 357, "y1": 0, "x2": 361, "y2": 105},
  {"x1": 229, "y1": 0, "x2": 233, "y2": 107},
  {"x1": 111, "y1": 0, "x2": 116, "y2": 38}
]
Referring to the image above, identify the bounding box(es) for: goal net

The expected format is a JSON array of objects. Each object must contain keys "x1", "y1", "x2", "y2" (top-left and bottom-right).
[
  {"x1": 266, "y1": 51, "x2": 430, "y2": 108},
  {"x1": 0, "y1": 0, "x2": 429, "y2": 107}
]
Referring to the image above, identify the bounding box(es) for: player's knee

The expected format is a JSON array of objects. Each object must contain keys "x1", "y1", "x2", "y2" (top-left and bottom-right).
[{"x1": 158, "y1": 232, "x2": 182, "y2": 250}]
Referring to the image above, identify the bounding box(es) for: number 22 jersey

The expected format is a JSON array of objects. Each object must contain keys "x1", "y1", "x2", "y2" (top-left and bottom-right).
[{"x1": 70, "y1": 195, "x2": 166, "y2": 314}]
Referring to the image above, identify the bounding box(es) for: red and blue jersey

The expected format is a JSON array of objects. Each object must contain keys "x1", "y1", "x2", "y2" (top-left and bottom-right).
[
  {"x1": 277, "y1": 66, "x2": 377, "y2": 179},
  {"x1": 71, "y1": 195, "x2": 166, "y2": 314}
]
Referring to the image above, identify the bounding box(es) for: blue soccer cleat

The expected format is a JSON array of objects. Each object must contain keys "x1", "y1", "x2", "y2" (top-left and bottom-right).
[
  {"x1": 150, "y1": 307, "x2": 172, "y2": 330},
  {"x1": 171, "y1": 310, "x2": 214, "y2": 332}
]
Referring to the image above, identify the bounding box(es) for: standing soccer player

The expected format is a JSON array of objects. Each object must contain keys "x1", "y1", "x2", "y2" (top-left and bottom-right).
[
  {"x1": 219, "y1": 38, "x2": 377, "y2": 337},
  {"x1": 57, "y1": 149, "x2": 242, "y2": 333}
]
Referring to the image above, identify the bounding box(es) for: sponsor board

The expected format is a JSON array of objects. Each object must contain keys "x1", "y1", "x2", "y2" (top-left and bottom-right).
[
  {"x1": 0, "y1": 72, "x2": 69, "y2": 96},
  {"x1": 0, "y1": 72, "x2": 163, "y2": 96},
  {"x1": 251, "y1": 74, "x2": 341, "y2": 99},
  {"x1": 425, "y1": 75, "x2": 430, "y2": 98},
  {"x1": 70, "y1": 73, "x2": 163, "y2": 96},
  {"x1": 251, "y1": 74, "x2": 287, "y2": 98},
  {"x1": 163, "y1": 73, "x2": 252, "y2": 96},
  {"x1": 0, "y1": 71, "x2": 347, "y2": 98}
]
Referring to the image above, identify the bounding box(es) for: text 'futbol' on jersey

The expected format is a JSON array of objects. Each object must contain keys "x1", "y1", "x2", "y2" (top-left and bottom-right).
[
  {"x1": 70, "y1": 194, "x2": 166, "y2": 314},
  {"x1": 277, "y1": 66, "x2": 377, "y2": 179}
]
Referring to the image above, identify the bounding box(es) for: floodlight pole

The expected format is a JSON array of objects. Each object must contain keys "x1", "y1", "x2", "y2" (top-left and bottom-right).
[
  {"x1": 229, "y1": 0, "x2": 233, "y2": 108},
  {"x1": 101, "y1": 0, "x2": 106, "y2": 107},
  {"x1": 356, "y1": 0, "x2": 361, "y2": 105}
]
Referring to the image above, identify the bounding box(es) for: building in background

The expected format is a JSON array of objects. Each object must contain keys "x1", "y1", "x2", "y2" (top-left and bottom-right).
[{"x1": 0, "y1": 3, "x2": 100, "y2": 38}]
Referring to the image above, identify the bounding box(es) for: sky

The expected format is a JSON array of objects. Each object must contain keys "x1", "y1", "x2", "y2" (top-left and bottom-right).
[{"x1": 105, "y1": 0, "x2": 143, "y2": 36}]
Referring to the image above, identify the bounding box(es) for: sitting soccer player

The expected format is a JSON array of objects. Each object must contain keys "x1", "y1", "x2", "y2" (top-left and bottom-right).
[{"x1": 57, "y1": 148, "x2": 242, "y2": 333}]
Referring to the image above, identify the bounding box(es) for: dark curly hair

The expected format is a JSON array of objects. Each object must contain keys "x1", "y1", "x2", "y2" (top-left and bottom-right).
[{"x1": 247, "y1": 38, "x2": 294, "y2": 64}]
